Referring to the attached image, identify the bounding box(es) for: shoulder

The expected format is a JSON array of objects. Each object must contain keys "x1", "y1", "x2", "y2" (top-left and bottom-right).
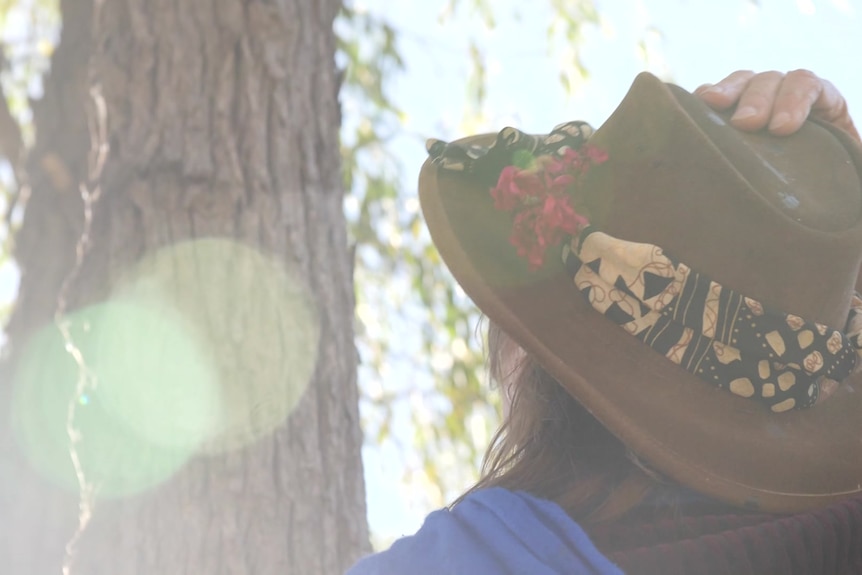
[{"x1": 345, "y1": 488, "x2": 624, "y2": 575}]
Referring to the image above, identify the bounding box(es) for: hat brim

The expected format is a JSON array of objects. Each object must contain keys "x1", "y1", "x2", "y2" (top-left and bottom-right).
[{"x1": 419, "y1": 144, "x2": 862, "y2": 513}]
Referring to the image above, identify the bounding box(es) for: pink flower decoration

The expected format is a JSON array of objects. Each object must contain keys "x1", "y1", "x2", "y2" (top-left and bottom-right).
[
  {"x1": 489, "y1": 144, "x2": 607, "y2": 270},
  {"x1": 491, "y1": 166, "x2": 541, "y2": 211}
]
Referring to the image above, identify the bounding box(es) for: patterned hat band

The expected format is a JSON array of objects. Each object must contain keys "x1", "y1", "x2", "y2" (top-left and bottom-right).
[
  {"x1": 563, "y1": 228, "x2": 862, "y2": 412},
  {"x1": 426, "y1": 121, "x2": 862, "y2": 412}
]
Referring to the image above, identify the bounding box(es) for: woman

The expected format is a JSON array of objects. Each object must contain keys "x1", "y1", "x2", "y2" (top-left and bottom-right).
[{"x1": 348, "y1": 70, "x2": 862, "y2": 574}]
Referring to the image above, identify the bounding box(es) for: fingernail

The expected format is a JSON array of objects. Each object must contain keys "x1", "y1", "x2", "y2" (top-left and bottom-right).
[
  {"x1": 769, "y1": 112, "x2": 792, "y2": 130},
  {"x1": 704, "y1": 84, "x2": 724, "y2": 94},
  {"x1": 732, "y1": 106, "x2": 758, "y2": 121}
]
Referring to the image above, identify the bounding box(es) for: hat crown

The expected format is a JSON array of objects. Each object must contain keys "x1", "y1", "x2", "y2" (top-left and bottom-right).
[
  {"x1": 584, "y1": 72, "x2": 862, "y2": 329},
  {"x1": 671, "y1": 83, "x2": 861, "y2": 232}
]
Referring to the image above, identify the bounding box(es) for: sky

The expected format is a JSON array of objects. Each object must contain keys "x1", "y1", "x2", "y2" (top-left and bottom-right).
[{"x1": 360, "y1": 0, "x2": 862, "y2": 546}]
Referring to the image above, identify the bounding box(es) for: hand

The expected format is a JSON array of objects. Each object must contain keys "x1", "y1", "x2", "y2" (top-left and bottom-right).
[{"x1": 694, "y1": 70, "x2": 860, "y2": 144}]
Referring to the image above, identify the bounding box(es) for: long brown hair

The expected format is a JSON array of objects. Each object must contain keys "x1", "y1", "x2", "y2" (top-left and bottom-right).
[{"x1": 458, "y1": 322, "x2": 680, "y2": 525}]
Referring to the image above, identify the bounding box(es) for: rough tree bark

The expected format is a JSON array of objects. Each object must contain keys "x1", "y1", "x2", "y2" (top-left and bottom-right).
[{"x1": 0, "y1": 0, "x2": 369, "y2": 573}]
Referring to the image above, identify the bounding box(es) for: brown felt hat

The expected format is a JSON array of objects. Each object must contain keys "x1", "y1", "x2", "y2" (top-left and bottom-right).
[{"x1": 419, "y1": 72, "x2": 862, "y2": 513}]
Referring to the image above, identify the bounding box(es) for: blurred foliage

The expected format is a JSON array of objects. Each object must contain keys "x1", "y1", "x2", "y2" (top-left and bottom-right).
[
  {"x1": 547, "y1": 0, "x2": 600, "y2": 94},
  {"x1": 337, "y1": 0, "x2": 603, "y2": 511},
  {"x1": 337, "y1": 1, "x2": 495, "y2": 508},
  {"x1": 0, "y1": 0, "x2": 58, "y2": 327}
]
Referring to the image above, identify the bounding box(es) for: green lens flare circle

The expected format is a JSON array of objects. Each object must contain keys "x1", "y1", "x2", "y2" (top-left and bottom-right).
[{"x1": 11, "y1": 238, "x2": 320, "y2": 497}]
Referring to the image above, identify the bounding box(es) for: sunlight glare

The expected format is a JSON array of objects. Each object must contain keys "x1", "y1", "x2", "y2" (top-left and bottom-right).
[
  {"x1": 797, "y1": 0, "x2": 816, "y2": 15},
  {"x1": 122, "y1": 238, "x2": 321, "y2": 455},
  {"x1": 830, "y1": 0, "x2": 854, "y2": 16}
]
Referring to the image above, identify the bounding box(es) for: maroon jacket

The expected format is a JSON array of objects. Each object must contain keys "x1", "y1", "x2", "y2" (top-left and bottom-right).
[{"x1": 588, "y1": 495, "x2": 862, "y2": 574}]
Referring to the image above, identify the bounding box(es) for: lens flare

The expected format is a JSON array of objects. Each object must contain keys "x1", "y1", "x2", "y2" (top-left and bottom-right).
[
  {"x1": 11, "y1": 298, "x2": 214, "y2": 497},
  {"x1": 11, "y1": 238, "x2": 320, "y2": 496},
  {"x1": 117, "y1": 238, "x2": 320, "y2": 454},
  {"x1": 87, "y1": 298, "x2": 224, "y2": 451}
]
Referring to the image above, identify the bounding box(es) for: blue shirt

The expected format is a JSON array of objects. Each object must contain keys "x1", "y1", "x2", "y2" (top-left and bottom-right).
[{"x1": 347, "y1": 488, "x2": 624, "y2": 574}]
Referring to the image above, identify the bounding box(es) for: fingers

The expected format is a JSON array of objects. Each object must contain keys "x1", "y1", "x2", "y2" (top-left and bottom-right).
[
  {"x1": 695, "y1": 69, "x2": 861, "y2": 143},
  {"x1": 729, "y1": 71, "x2": 786, "y2": 132},
  {"x1": 697, "y1": 70, "x2": 790, "y2": 132},
  {"x1": 694, "y1": 70, "x2": 756, "y2": 111},
  {"x1": 805, "y1": 75, "x2": 860, "y2": 142},
  {"x1": 766, "y1": 69, "x2": 824, "y2": 135}
]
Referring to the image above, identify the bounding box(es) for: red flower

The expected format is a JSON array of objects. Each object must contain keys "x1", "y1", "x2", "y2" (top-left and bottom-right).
[
  {"x1": 491, "y1": 165, "x2": 541, "y2": 211},
  {"x1": 542, "y1": 193, "x2": 587, "y2": 233},
  {"x1": 489, "y1": 143, "x2": 607, "y2": 270}
]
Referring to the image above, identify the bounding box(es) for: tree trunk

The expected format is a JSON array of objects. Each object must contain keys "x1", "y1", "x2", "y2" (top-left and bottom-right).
[{"x1": 0, "y1": 0, "x2": 369, "y2": 572}]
